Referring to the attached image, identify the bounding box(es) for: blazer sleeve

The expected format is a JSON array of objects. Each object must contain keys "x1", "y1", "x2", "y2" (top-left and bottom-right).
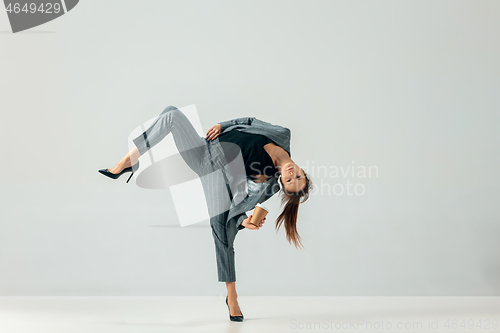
[
  {"x1": 219, "y1": 117, "x2": 256, "y2": 132},
  {"x1": 220, "y1": 117, "x2": 290, "y2": 137},
  {"x1": 253, "y1": 118, "x2": 292, "y2": 137},
  {"x1": 236, "y1": 212, "x2": 248, "y2": 230}
]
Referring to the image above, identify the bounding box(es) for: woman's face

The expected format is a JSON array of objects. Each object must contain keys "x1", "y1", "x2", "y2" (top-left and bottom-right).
[{"x1": 280, "y1": 162, "x2": 306, "y2": 193}]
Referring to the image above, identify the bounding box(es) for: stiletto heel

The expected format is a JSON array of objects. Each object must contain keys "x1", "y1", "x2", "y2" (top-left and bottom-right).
[
  {"x1": 98, "y1": 161, "x2": 140, "y2": 183},
  {"x1": 226, "y1": 296, "x2": 244, "y2": 322},
  {"x1": 126, "y1": 172, "x2": 134, "y2": 183}
]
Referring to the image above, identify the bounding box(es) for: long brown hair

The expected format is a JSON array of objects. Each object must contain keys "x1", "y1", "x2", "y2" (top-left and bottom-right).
[{"x1": 275, "y1": 172, "x2": 313, "y2": 249}]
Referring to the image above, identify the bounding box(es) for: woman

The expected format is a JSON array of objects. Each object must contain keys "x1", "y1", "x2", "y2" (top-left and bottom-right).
[{"x1": 99, "y1": 105, "x2": 313, "y2": 322}]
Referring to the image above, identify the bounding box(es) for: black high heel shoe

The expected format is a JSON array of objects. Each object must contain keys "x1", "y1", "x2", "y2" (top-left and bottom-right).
[
  {"x1": 98, "y1": 161, "x2": 140, "y2": 183},
  {"x1": 226, "y1": 296, "x2": 244, "y2": 322}
]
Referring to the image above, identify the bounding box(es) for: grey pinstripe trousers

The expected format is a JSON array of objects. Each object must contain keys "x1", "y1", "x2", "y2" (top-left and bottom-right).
[{"x1": 132, "y1": 105, "x2": 240, "y2": 282}]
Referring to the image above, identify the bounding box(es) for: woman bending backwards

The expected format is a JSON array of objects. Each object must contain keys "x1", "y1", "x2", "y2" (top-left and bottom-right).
[{"x1": 99, "y1": 105, "x2": 313, "y2": 322}]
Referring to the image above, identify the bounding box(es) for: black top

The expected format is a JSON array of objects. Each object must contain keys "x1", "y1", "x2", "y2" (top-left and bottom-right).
[{"x1": 218, "y1": 129, "x2": 278, "y2": 179}]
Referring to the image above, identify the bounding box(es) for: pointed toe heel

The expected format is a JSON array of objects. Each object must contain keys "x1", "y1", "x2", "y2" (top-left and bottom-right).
[
  {"x1": 226, "y1": 296, "x2": 244, "y2": 322},
  {"x1": 98, "y1": 161, "x2": 140, "y2": 183}
]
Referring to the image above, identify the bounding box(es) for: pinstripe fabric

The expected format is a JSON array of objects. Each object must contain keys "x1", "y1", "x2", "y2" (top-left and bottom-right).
[{"x1": 132, "y1": 106, "x2": 291, "y2": 282}]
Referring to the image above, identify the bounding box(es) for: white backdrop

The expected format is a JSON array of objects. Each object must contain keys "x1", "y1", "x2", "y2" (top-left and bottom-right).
[{"x1": 0, "y1": 0, "x2": 499, "y2": 296}]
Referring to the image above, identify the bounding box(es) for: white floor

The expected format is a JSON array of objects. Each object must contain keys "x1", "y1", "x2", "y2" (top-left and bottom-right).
[{"x1": 1, "y1": 296, "x2": 499, "y2": 333}]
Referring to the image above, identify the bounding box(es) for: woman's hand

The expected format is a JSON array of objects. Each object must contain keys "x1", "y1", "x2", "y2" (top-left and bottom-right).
[
  {"x1": 206, "y1": 124, "x2": 222, "y2": 141},
  {"x1": 241, "y1": 215, "x2": 266, "y2": 230}
]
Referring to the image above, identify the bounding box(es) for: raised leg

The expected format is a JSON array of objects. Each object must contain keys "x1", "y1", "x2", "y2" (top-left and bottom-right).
[
  {"x1": 107, "y1": 105, "x2": 208, "y2": 175},
  {"x1": 131, "y1": 105, "x2": 207, "y2": 175}
]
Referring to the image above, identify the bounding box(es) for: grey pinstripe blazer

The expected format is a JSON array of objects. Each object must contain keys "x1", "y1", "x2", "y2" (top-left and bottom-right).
[{"x1": 206, "y1": 117, "x2": 292, "y2": 230}]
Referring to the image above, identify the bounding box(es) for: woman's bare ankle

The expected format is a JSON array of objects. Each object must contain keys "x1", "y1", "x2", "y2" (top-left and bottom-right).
[
  {"x1": 109, "y1": 161, "x2": 125, "y2": 174},
  {"x1": 106, "y1": 147, "x2": 140, "y2": 175}
]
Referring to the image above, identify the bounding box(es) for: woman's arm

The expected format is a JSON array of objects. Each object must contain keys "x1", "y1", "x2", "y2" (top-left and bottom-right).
[
  {"x1": 236, "y1": 211, "x2": 266, "y2": 230},
  {"x1": 236, "y1": 213, "x2": 248, "y2": 230},
  {"x1": 206, "y1": 124, "x2": 222, "y2": 141},
  {"x1": 241, "y1": 214, "x2": 266, "y2": 230},
  {"x1": 206, "y1": 117, "x2": 256, "y2": 140},
  {"x1": 218, "y1": 117, "x2": 256, "y2": 132}
]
